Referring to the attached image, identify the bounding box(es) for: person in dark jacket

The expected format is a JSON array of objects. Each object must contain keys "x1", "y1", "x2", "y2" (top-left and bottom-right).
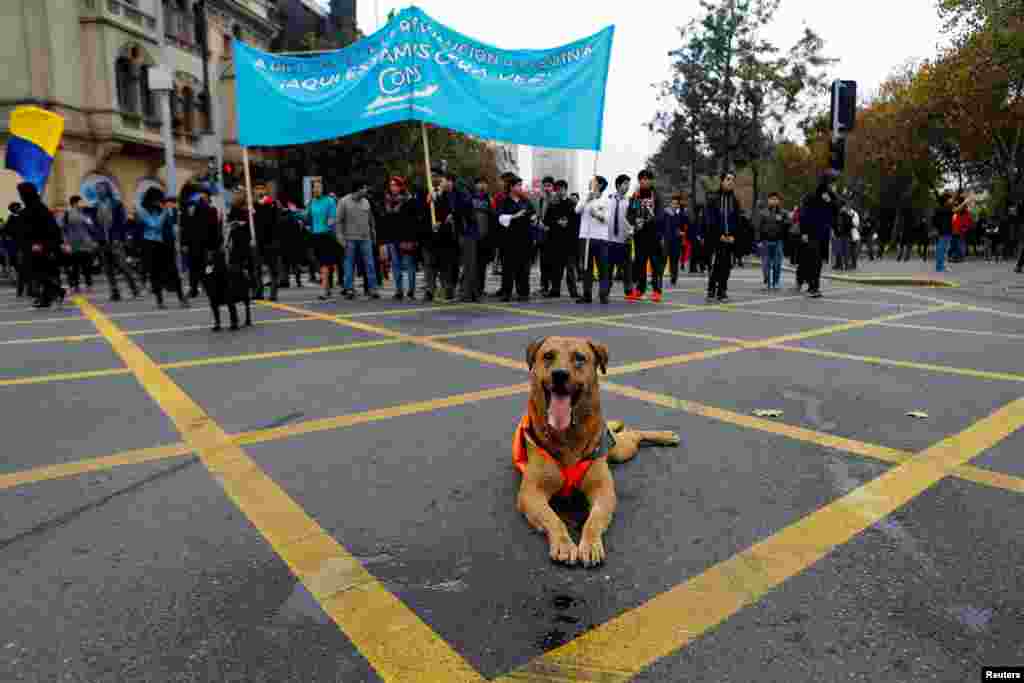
[
  {"x1": 253, "y1": 187, "x2": 280, "y2": 300},
  {"x1": 932, "y1": 191, "x2": 954, "y2": 273},
  {"x1": 92, "y1": 181, "x2": 140, "y2": 301},
  {"x1": 17, "y1": 183, "x2": 65, "y2": 308},
  {"x1": 896, "y1": 207, "x2": 917, "y2": 262},
  {"x1": 181, "y1": 188, "x2": 221, "y2": 298},
  {"x1": 703, "y1": 171, "x2": 745, "y2": 302},
  {"x1": 689, "y1": 203, "x2": 706, "y2": 274},
  {"x1": 470, "y1": 177, "x2": 495, "y2": 300},
  {"x1": 425, "y1": 169, "x2": 470, "y2": 302},
  {"x1": 755, "y1": 192, "x2": 790, "y2": 290},
  {"x1": 6, "y1": 202, "x2": 35, "y2": 298},
  {"x1": 798, "y1": 171, "x2": 839, "y2": 298},
  {"x1": 496, "y1": 175, "x2": 537, "y2": 301},
  {"x1": 379, "y1": 176, "x2": 419, "y2": 301},
  {"x1": 628, "y1": 169, "x2": 664, "y2": 301},
  {"x1": 659, "y1": 192, "x2": 687, "y2": 287},
  {"x1": 544, "y1": 179, "x2": 579, "y2": 299}
]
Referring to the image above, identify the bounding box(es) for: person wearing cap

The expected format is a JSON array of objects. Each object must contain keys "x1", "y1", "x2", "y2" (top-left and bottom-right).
[
  {"x1": 703, "y1": 170, "x2": 745, "y2": 302},
  {"x1": 496, "y1": 174, "x2": 536, "y2": 301},
  {"x1": 798, "y1": 170, "x2": 840, "y2": 298},
  {"x1": 576, "y1": 175, "x2": 612, "y2": 304}
]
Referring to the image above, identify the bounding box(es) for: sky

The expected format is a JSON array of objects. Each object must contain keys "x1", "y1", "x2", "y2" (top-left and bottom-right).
[{"x1": 325, "y1": 0, "x2": 948, "y2": 191}]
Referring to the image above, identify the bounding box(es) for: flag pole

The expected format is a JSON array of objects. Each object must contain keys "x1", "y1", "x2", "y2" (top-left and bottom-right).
[
  {"x1": 242, "y1": 146, "x2": 257, "y2": 246},
  {"x1": 421, "y1": 122, "x2": 437, "y2": 226},
  {"x1": 584, "y1": 151, "x2": 599, "y2": 269}
]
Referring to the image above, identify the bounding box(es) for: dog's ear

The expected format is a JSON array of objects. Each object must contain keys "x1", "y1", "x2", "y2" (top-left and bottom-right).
[
  {"x1": 526, "y1": 337, "x2": 548, "y2": 370},
  {"x1": 588, "y1": 341, "x2": 609, "y2": 375}
]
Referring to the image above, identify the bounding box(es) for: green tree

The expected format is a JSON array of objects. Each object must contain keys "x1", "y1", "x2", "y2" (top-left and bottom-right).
[{"x1": 655, "y1": 0, "x2": 834, "y2": 206}]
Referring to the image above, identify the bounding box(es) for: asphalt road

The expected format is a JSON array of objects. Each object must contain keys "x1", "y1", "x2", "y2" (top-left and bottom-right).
[{"x1": 2, "y1": 263, "x2": 1023, "y2": 683}]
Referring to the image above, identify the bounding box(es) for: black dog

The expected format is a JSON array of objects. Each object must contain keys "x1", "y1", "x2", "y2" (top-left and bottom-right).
[{"x1": 203, "y1": 221, "x2": 253, "y2": 332}]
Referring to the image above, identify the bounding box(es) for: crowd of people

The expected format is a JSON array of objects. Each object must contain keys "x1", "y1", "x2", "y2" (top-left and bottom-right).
[{"x1": 2, "y1": 167, "x2": 1023, "y2": 316}]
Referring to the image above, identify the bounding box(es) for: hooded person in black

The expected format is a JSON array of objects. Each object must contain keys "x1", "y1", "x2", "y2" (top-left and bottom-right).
[
  {"x1": 6, "y1": 202, "x2": 34, "y2": 298},
  {"x1": 797, "y1": 171, "x2": 840, "y2": 298},
  {"x1": 703, "y1": 171, "x2": 744, "y2": 302},
  {"x1": 17, "y1": 183, "x2": 66, "y2": 308}
]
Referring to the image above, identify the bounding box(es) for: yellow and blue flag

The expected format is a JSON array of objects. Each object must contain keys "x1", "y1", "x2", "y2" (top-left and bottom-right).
[{"x1": 5, "y1": 106, "x2": 65, "y2": 192}]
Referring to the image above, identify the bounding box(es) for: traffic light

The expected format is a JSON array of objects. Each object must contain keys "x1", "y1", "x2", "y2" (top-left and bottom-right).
[
  {"x1": 222, "y1": 162, "x2": 238, "y2": 191},
  {"x1": 829, "y1": 135, "x2": 846, "y2": 172},
  {"x1": 830, "y1": 80, "x2": 857, "y2": 132}
]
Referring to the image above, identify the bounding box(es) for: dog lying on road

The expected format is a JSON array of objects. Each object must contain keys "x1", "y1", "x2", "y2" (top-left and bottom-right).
[{"x1": 514, "y1": 336, "x2": 680, "y2": 567}]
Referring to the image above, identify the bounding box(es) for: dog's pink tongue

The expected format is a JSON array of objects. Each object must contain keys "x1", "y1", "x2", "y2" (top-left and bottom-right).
[{"x1": 548, "y1": 394, "x2": 572, "y2": 431}]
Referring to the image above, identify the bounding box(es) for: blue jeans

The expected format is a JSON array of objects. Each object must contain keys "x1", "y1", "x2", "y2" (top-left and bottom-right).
[
  {"x1": 936, "y1": 235, "x2": 951, "y2": 272},
  {"x1": 760, "y1": 240, "x2": 783, "y2": 288},
  {"x1": 343, "y1": 239, "x2": 378, "y2": 291},
  {"x1": 387, "y1": 243, "x2": 416, "y2": 294}
]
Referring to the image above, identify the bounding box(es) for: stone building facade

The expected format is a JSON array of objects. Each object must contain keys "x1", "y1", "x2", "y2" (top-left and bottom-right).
[{"x1": 0, "y1": 0, "x2": 281, "y2": 212}]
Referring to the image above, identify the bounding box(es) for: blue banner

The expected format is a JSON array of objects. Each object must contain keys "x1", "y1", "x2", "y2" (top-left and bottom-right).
[{"x1": 233, "y1": 6, "x2": 613, "y2": 150}]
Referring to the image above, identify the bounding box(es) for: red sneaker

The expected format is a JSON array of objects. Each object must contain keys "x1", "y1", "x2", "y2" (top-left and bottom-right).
[
  {"x1": 625, "y1": 289, "x2": 640, "y2": 301},
  {"x1": 651, "y1": 291, "x2": 662, "y2": 303}
]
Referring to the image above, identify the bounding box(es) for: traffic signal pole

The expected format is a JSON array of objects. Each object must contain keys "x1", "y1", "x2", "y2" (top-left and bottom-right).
[{"x1": 830, "y1": 80, "x2": 857, "y2": 172}]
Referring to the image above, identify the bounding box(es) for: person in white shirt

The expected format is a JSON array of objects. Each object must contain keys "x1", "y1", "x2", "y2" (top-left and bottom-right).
[
  {"x1": 606, "y1": 174, "x2": 635, "y2": 297},
  {"x1": 576, "y1": 175, "x2": 611, "y2": 304}
]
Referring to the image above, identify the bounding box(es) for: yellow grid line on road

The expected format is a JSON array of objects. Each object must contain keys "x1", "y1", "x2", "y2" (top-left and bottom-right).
[
  {"x1": 497, "y1": 394, "x2": 1024, "y2": 682},
  {"x1": 3, "y1": 289, "x2": 1020, "y2": 683},
  {"x1": 73, "y1": 296, "x2": 486, "y2": 683},
  {"x1": 0, "y1": 307, "x2": 730, "y2": 388}
]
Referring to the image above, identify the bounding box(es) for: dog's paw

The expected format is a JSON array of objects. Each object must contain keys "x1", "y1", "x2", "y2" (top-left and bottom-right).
[
  {"x1": 549, "y1": 535, "x2": 579, "y2": 565},
  {"x1": 607, "y1": 420, "x2": 625, "y2": 433},
  {"x1": 578, "y1": 533, "x2": 606, "y2": 568},
  {"x1": 662, "y1": 431, "x2": 681, "y2": 447}
]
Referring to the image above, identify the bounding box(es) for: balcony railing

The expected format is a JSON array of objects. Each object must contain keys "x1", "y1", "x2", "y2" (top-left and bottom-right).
[{"x1": 81, "y1": 0, "x2": 157, "y2": 33}]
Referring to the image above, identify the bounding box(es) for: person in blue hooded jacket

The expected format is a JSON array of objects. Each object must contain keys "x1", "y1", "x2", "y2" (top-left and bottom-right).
[{"x1": 137, "y1": 188, "x2": 188, "y2": 309}]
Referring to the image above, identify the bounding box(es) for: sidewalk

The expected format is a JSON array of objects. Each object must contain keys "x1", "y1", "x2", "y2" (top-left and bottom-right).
[{"x1": 776, "y1": 253, "x2": 1024, "y2": 290}]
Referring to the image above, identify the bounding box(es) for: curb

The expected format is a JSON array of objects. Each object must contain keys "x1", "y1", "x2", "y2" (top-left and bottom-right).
[{"x1": 778, "y1": 265, "x2": 959, "y2": 288}]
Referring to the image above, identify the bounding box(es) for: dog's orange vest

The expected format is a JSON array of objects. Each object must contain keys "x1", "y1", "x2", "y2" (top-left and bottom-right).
[{"x1": 512, "y1": 414, "x2": 615, "y2": 498}]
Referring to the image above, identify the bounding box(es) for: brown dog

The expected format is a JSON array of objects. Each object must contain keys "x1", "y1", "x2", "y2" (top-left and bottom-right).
[{"x1": 514, "y1": 336, "x2": 679, "y2": 567}]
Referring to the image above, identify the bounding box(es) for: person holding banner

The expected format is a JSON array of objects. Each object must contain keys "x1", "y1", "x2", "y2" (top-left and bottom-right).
[
  {"x1": 303, "y1": 179, "x2": 338, "y2": 301},
  {"x1": 428, "y1": 169, "x2": 470, "y2": 302},
  {"x1": 497, "y1": 175, "x2": 536, "y2": 302},
  {"x1": 576, "y1": 176, "x2": 611, "y2": 305}
]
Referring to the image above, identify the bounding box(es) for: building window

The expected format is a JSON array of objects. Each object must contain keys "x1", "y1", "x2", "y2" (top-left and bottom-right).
[
  {"x1": 140, "y1": 65, "x2": 157, "y2": 120},
  {"x1": 182, "y1": 86, "x2": 195, "y2": 133},
  {"x1": 115, "y1": 56, "x2": 139, "y2": 113}
]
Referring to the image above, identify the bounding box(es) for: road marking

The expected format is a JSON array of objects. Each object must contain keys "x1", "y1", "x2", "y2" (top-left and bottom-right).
[
  {"x1": 768, "y1": 344, "x2": 1024, "y2": 383},
  {"x1": 498, "y1": 394, "x2": 1024, "y2": 682},
  {"x1": 74, "y1": 296, "x2": 485, "y2": 683},
  {"x1": 0, "y1": 442, "x2": 195, "y2": 490},
  {"x1": 876, "y1": 286, "x2": 1024, "y2": 321},
  {"x1": 0, "y1": 309, "x2": 705, "y2": 388},
  {"x1": 601, "y1": 381, "x2": 912, "y2": 465},
  {"x1": 0, "y1": 367, "x2": 133, "y2": 387},
  {"x1": 0, "y1": 315, "x2": 319, "y2": 346}
]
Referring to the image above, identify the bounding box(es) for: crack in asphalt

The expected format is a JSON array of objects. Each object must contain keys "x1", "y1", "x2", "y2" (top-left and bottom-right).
[{"x1": 0, "y1": 455, "x2": 201, "y2": 553}]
